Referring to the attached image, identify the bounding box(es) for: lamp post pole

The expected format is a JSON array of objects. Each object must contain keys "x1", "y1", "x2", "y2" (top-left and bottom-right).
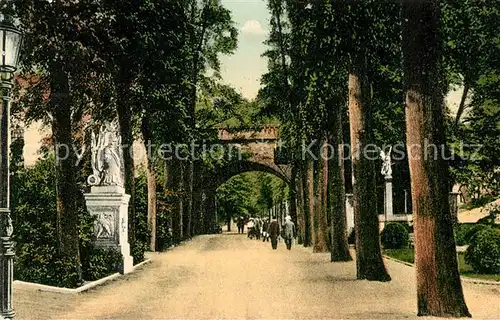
[
  {"x1": 0, "y1": 85, "x2": 14, "y2": 319},
  {"x1": 0, "y1": 11, "x2": 23, "y2": 319}
]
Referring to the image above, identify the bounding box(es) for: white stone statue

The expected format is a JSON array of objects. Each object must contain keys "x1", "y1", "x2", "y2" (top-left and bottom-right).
[
  {"x1": 88, "y1": 121, "x2": 124, "y2": 187},
  {"x1": 380, "y1": 146, "x2": 392, "y2": 177}
]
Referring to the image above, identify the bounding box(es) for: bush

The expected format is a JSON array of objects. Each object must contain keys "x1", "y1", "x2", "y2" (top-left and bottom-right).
[
  {"x1": 465, "y1": 228, "x2": 500, "y2": 274},
  {"x1": 130, "y1": 239, "x2": 146, "y2": 264},
  {"x1": 12, "y1": 157, "x2": 83, "y2": 288},
  {"x1": 454, "y1": 223, "x2": 489, "y2": 246},
  {"x1": 156, "y1": 209, "x2": 173, "y2": 251},
  {"x1": 381, "y1": 223, "x2": 409, "y2": 249},
  {"x1": 82, "y1": 247, "x2": 123, "y2": 281}
]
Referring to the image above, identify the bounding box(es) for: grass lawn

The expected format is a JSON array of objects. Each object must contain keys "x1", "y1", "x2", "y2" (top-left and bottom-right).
[{"x1": 384, "y1": 248, "x2": 500, "y2": 282}]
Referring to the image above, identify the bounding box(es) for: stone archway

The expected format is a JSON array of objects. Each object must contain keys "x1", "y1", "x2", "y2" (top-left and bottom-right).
[
  {"x1": 193, "y1": 125, "x2": 294, "y2": 234},
  {"x1": 216, "y1": 125, "x2": 291, "y2": 183}
]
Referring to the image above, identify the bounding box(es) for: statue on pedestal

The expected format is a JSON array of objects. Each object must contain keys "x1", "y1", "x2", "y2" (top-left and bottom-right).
[
  {"x1": 84, "y1": 120, "x2": 133, "y2": 273},
  {"x1": 88, "y1": 121, "x2": 124, "y2": 187},
  {"x1": 380, "y1": 146, "x2": 393, "y2": 178}
]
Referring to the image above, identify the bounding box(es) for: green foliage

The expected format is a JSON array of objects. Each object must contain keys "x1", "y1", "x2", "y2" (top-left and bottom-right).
[
  {"x1": 216, "y1": 172, "x2": 289, "y2": 222},
  {"x1": 381, "y1": 223, "x2": 409, "y2": 249},
  {"x1": 454, "y1": 223, "x2": 490, "y2": 246},
  {"x1": 385, "y1": 249, "x2": 500, "y2": 281},
  {"x1": 82, "y1": 248, "x2": 123, "y2": 281},
  {"x1": 12, "y1": 157, "x2": 82, "y2": 287},
  {"x1": 133, "y1": 172, "x2": 151, "y2": 262},
  {"x1": 8, "y1": 0, "x2": 240, "y2": 284},
  {"x1": 156, "y1": 209, "x2": 174, "y2": 251},
  {"x1": 465, "y1": 228, "x2": 500, "y2": 274},
  {"x1": 133, "y1": 170, "x2": 174, "y2": 253},
  {"x1": 445, "y1": 1, "x2": 500, "y2": 196},
  {"x1": 217, "y1": 173, "x2": 257, "y2": 220},
  {"x1": 384, "y1": 248, "x2": 415, "y2": 264}
]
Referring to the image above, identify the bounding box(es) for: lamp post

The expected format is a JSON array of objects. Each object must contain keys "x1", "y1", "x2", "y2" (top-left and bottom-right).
[{"x1": 0, "y1": 12, "x2": 23, "y2": 320}]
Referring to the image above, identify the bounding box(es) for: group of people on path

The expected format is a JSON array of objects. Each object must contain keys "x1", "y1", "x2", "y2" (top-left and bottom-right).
[{"x1": 242, "y1": 215, "x2": 296, "y2": 250}]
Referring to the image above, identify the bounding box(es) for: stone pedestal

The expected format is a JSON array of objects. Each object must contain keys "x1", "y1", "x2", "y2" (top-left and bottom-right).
[
  {"x1": 345, "y1": 194, "x2": 355, "y2": 235},
  {"x1": 378, "y1": 214, "x2": 413, "y2": 231},
  {"x1": 84, "y1": 186, "x2": 133, "y2": 274},
  {"x1": 384, "y1": 176, "x2": 394, "y2": 219}
]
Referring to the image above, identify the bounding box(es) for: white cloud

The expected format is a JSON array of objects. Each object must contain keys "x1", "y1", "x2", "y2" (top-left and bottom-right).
[{"x1": 241, "y1": 20, "x2": 266, "y2": 36}]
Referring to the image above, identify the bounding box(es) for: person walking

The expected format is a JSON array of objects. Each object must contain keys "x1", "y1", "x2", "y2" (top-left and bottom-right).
[
  {"x1": 283, "y1": 215, "x2": 296, "y2": 250},
  {"x1": 247, "y1": 218, "x2": 255, "y2": 239},
  {"x1": 254, "y1": 218, "x2": 261, "y2": 240},
  {"x1": 237, "y1": 216, "x2": 244, "y2": 234},
  {"x1": 262, "y1": 218, "x2": 269, "y2": 242},
  {"x1": 267, "y1": 217, "x2": 280, "y2": 250}
]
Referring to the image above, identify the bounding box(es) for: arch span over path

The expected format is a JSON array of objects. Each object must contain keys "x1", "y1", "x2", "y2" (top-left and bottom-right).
[
  {"x1": 205, "y1": 160, "x2": 290, "y2": 191},
  {"x1": 208, "y1": 125, "x2": 292, "y2": 188}
]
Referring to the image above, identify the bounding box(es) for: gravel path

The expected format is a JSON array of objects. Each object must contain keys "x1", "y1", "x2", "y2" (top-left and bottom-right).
[{"x1": 14, "y1": 233, "x2": 500, "y2": 319}]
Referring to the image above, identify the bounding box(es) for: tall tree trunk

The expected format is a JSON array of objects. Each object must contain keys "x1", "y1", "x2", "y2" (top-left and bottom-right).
[
  {"x1": 348, "y1": 53, "x2": 390, "y2": 282},
  {"x1": 402, "y1": 1, "x2": 470, "y2": 317},
  {"x1": 183, "y1": 161, "x2": 193, "y2": 239},
  {"x1": 296, "y1": 164, "x2": 305, "y2": 245},
  {"x1": 50, "y1": 66, "x2": 82, "y2": 283},
  {"x1": 321, "y1": 139, "x2": 330, "y2": 251},
  {"x1": 116, "y1": 81, "x2": 136, "y2": 247},
  {"x1": 204, "y1": 191, "x2": 216, "y2": 233},
  {"x1": 170, "y1": 158, "x2": 184, "y2": 243},
  {"x1": 314, "y1": 138, "x2": 329, "y2": 253},
  {"x1": 141, "y1": 116, "x2": 157, "y2": 251},
  {"x1": 165, "y1": 159, "x2": 174, "y2": 241},
  {"x1": 191, "y1": 190, "x2": 200, "y2": 235},
  {"x1": 146, "y1": 164, "x2": 157, "y2": 251},
  {"x1": 290, "y1": 165, "x2": 298, "y2": 228},
  {"x1": 226, "y1": 207, "x2": 231, "y2": 232},
  {"x1": 306, "y1": 158, "x2": 315, "y2": 247},
  {"x1": 329, "y1": 110, "x2": 352, "y2": 262}
]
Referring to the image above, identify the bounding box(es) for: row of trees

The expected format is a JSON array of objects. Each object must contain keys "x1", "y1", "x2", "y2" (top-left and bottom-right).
[
  {"x1": 217, "y1": 172, "x2": 289, "y2": 228},
  {"x1": 259, "y1": 0, "x2": 498, "y2": 317},
  {"x1": 10, "y1": 0, "x2": 242, "y2": 286}
]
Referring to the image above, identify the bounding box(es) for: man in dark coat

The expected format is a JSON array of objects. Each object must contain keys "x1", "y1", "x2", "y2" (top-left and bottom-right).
[
  {"x1": 262, "y1": 218, "x2": 269, "y2": 242},
  {"x1": 267, "y1": 217, "x2": 280, "y2": 250},
  {"x1": 254, "y1": 218, "x2": 261, "y2": 240},
  {"x1": 237, "y1": 216, "x2": 244, "y2": 234}
]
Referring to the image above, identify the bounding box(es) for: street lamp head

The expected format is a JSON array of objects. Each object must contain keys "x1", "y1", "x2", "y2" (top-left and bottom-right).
[{"x1": 0, "y1": 13, "x2": 22, "y2": 85}]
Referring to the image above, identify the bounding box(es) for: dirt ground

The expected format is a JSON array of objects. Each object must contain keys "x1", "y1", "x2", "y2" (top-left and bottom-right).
[{"x1": 13, "y1": 233, "x2": 500, "y2": 319}]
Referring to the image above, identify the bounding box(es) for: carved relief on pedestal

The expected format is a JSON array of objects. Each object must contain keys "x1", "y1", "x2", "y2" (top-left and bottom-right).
[
  {"x1": 95, "y1": 212, "x2": 115, "y2": 239},
  {"x1": 89, "y1": 206, "x2": 119, "y2": 241}
]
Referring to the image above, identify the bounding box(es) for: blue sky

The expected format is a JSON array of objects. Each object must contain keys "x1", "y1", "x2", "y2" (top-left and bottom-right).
[{"x1": 220, "y1": 0, "x2": 270, "y2": 100}]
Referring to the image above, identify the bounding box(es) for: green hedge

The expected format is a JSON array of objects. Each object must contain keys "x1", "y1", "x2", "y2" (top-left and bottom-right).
[
  {"x1": 465, "y1": 228, "x2": 500, "y2": 274},
  {"x1": 133, "y1": 171, "x2": 174, "y2": 258},
  {"x1": 381, "y1": 223, "x2": 409, "y2": 249},
  {"x1": 454, "y1": 223, "x2": 490, "y2": 246},
  {"x1": 82, "y1": 247, "x2": 123, "y2": 281}
]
